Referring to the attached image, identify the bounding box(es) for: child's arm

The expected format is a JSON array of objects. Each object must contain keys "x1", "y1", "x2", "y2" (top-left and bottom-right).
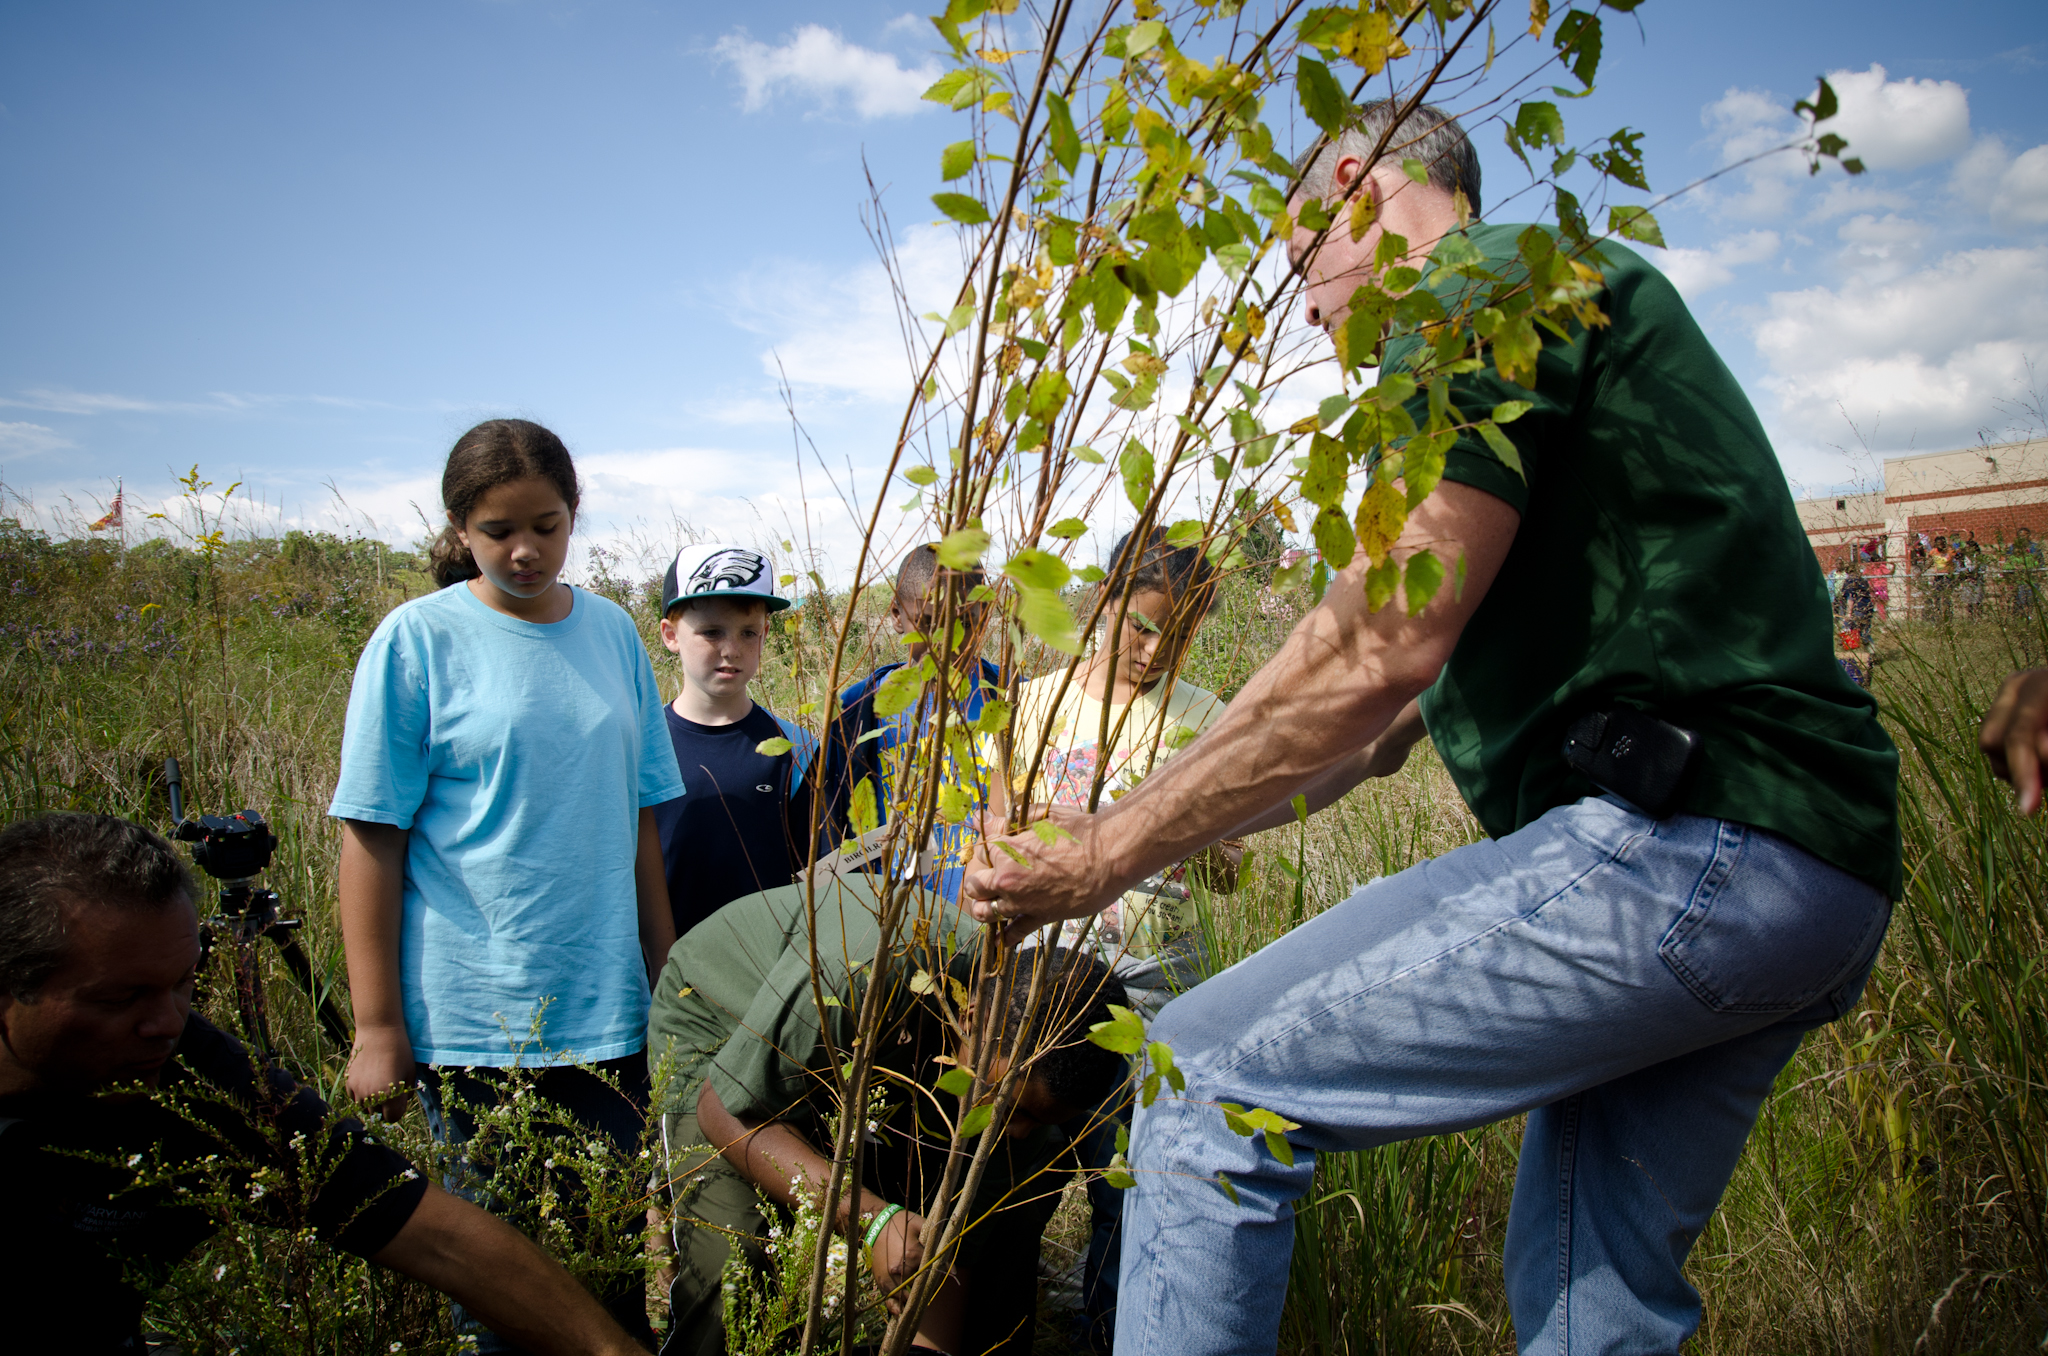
[
  {"x1": 635, "y1": 806, "x2": 676, "y2": 986},
  {"x1": 339, "y1": 819, "x2": 414, "y2": 1116}
]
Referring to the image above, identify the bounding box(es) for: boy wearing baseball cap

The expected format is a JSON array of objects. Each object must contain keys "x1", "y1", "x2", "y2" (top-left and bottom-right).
[{"x1": 651, "y1": 543, "x2": 818, "y2": 939}]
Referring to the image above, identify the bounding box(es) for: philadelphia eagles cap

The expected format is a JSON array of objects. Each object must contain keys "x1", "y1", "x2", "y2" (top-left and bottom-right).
[{"x1": 662, "y1": 543, "x2": 790, "y2": 614}]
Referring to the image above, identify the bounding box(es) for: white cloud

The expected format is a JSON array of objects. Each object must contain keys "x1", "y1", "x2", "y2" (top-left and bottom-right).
[
  {"x1": 1834, "y1": 212, "x2": 1930, "y2": 281},
  {"x1": 1753, "y1": 246, "x2": 2048, "y2": 470},
  {"x1": 1644, "y1": 229, "x2": 1780, "y2": 297},
  {"x1": 1821, "y1": 64, "x2": 1971, "y2": 172},
  {"x1": 1992, "y1": 145, "x2": 2048, "y2": 230},
  {"x1": 1, "y1": 388, "x2": 168, "y2": 415},
  {"x1": 725, "y1": 222, "x2": 970, "y2": 406},
  {"x1": 712, "y1": 25, "x2": 941, "y2": 119},
  {"x1": 1699, "y1": 87, "x2": 1809, "y2": 221},
  {"x1": 0, "y1": 421, "x2": 71, "y2": 456}
]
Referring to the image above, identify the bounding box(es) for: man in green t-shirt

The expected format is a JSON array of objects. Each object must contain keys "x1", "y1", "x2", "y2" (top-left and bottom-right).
[
  {"x1": 962, "y1": 101, "x2": 1897, "y2": 1356},
  {"x1": 647, "y1": 874, "x2": 1126, "y2": 1356}
]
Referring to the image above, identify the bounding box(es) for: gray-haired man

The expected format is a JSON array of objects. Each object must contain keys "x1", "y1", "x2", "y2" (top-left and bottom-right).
[{"x1": 964, "y1": 102, "x2": 1898, "y2": 1355}]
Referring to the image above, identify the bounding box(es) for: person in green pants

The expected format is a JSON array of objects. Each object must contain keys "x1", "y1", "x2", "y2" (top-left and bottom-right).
[{"x1": 647, "y1": 873, "x2": 1127, "y2": 1356}]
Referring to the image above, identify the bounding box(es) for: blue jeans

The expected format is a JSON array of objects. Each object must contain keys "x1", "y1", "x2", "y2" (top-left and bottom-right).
[{"x1": 1115, "y1": 797, "x2": 1890, "y2": 1356}]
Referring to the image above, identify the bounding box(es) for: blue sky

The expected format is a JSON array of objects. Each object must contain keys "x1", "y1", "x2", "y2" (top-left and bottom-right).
[{"x1": 2, "y1": 1, "x2": 2043, "y2": 572}]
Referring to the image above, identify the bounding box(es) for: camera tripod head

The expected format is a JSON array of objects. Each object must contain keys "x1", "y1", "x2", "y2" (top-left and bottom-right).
[
  {"x1": 164, "y1": 757, "x2": 277, "y2": 883},
  {"x1": 161, "y1": 756, "x2": 352, "y2": 1052}
]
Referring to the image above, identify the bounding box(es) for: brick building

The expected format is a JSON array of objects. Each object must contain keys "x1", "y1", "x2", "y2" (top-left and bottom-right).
[{"x1": 1795, "y1": 438, "x2": 2048, "y2": 570}]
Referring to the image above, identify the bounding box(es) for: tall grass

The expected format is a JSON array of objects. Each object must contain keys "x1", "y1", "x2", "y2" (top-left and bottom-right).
[{"x1": 4, "y1": 510, "x2": 2045, "y2": 1351}]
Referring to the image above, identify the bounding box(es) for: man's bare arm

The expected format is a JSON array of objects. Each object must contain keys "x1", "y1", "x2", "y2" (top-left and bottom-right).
[
  {"x1": 963, "y1": 481, "x2": 1518, "y2": 934},
  {"x1": 1223, "y1": 699, "x2": 1429, "y2": 839},
  {"x1": 371, "y1": 1184, "x2": 646, "y2": 1355}
]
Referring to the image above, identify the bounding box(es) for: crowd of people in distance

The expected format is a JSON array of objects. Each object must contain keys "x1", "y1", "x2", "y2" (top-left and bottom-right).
[
  {"x1": 14, "y1": 100, "x2": 2048, "y2": 1356},
  {"x1": 1829, "y1": 526, "x2": 2045, "y2": 643}
]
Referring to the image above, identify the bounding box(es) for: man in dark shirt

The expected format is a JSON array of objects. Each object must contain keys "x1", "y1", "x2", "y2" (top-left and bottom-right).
[{"x1": 0, "y1": 811, "x2": 649, "y2": 1355}]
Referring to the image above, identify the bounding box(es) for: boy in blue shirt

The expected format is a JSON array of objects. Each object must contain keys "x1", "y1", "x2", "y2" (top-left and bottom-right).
[
  {"x1": 820, "y1": 543, "x2": 1000, "y2": 899},
  {"x1": 652, "y1": 543, "x2": 817, "y2": 939}
]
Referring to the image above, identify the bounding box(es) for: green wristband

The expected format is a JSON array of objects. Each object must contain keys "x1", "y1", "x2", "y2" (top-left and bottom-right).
[{"x1": 862, "y1": 1203, "x2": 905, "y2": 1250}]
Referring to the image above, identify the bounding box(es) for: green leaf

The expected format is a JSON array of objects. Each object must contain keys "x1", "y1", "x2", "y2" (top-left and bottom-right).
[
  {"x1": 936, "y1": 1067, "x2": 976, "y2": 1098},
  {"x1": 1076, "y1": 565, "x2": 1105, "y2": 583},
  {"x1": 1104, "y1": 1155, "x2": 1136, "y2": 1190},
  {"x1": 1030, "y1": 818, "x2": 1073, "y2": 846},
  {"x1": 1164, "y1": 519, "x2": 1204, "y2": 547},
  {"x1": 874, "y1": 661, "x2": 931, "y2": 718},
  {"x1": 932, "y1": 192, "x2": 991, "y2": 225},
  {"x1": 1491, "y1": 400, "x2": 1534, "y2": 424},
  {"x1": 1403, "y1": 548, "x2": 1445, "y2": 616},
  {"x1": 1312, "y1": 505, "x2": 1356, "y2": 571},
  {"x1": 1301, "y1": 432, "x2": 1348, "y2": 509},
  {"x1": 1318, "y1": 393, "x2": 1353, "y2": 428},
  {"x1": 1088, "y1": 1005, "x2": 1147, "y2": 1054},
  {"x1": 848, "y1": 775, "x2": 879, "y2": 838},
  {"x1": 1072, "y1": 445, "x2": 1105, "y2": 465},
  {"x1": 1509, "y1": 100, "x2": 1566, "y2": 166},
  {"x1": 1046, "y1": 517, "x2": 1087, "y2": 539},
  {"x1": 1296, "y1": 55, "x2": 1350, "y2": 135},
  {"x1": 1264, "y1": 1129, "x2": 1296, "y2": 1166},
  {"x1": 1215, "y1": 1171, "x2": 1240, "y2": 1205},
  {"x1": 1004, "y1": 547, "x2": 1071, "y2": 591},
  {"x1": 936, "y1": 526, "x2": 990, "y2": 567},
  {"x1": 959, "y1": 1103, "x2": 994, "y2": 1140},
  {"x1": 1607, "y1": 204, "x2": 1664, "y2": 247},
  {"x1": 1046, "y1": 91, "x2": 1081, "y2": 174},
  {"x1": 969, "y1": 698, "x2": 1011, "y2": 734},
  {"x1": 1364, "y1": 554, "x2": 1399, "y2": 611},
  {"x1": 1017, "y1": 585, "x2": 1083, "y2": 655},
  {"x1": 904, "y1": 465, "x2": 940, "y2": 486},
  {"x1": 1401, "y1": 156, "x2": 1429, "y2": 185},
  {"x1": 1120, "y1": 440, "x2": 1155, "y2": 511},
  {"x1": 921, "y1": 69, "x2": 977, "y2": 104},
  {"x1": 1553, "y1": 9, "x2": 1602, "y2": 87},
  {"x1": 754, "y1": 736, "x2": 793, "y2": 757},
  {"x1": 1027, "y1": 368, "x2": 1073, "y2": 421},
  {"x1": 1475, "y1": 420, "x2": 1528, "y2": 480},
  {"x1": 1125, "y1": 19, "x2": 1165, "y2": 56},
  {"x1": 941, "y1": 139, "x2": 976, "y2": 182}
]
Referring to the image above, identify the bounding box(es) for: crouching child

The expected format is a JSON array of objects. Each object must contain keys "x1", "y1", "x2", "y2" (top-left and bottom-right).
[{"x1": 646, "y1": 874, "x2": 1126, "y2": 1356}]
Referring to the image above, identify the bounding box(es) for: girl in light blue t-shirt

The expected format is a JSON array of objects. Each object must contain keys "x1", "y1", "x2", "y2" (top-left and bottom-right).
[{"x1": 329, "y1": 418, "x2": 681, "y2": 1349}]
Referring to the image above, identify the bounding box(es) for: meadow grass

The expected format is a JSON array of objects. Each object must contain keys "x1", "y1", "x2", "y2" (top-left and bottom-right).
[{"x1": 3, "y1": 515, "x2": 2044, "y2": 1353}]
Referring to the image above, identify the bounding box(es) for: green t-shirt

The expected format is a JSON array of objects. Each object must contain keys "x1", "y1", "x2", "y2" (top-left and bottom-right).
[
  {"x1": 1385, "y1": 224, "x2": 1901, "y2": 896},
  {"x1": 646, "y1": 877, "x2": 1067, "y2": 1254}
]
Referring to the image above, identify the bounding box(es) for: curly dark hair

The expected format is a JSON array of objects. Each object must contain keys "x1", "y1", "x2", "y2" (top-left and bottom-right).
[
  {"x1": 1102, "y1": 525, "x2": 1221, "y2": 624},
  {"x1": 428, "y1": 419, "x2": 581, "y2": 589},
  {"x1": 994, "y1": 947, "x2": 1129, "y2": 1113},
  {"x1": 0, "y1": 813, "x2": 194, "y2": 998}
]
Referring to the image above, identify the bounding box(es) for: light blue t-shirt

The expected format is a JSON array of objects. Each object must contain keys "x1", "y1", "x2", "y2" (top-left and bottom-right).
[{"x1": 330, "y1": 583, "x2": 686, "y2": 1066}]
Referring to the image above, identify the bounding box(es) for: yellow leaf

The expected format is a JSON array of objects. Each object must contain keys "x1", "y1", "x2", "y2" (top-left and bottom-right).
[
  {"x1": 1272, "y1": 498, "x2": 1298, "y2": 533},
  {"x1": 977, "y1": 47, "x2": 1019, "y2": 63},
  {"x1": 1354, "y1": 478, "x2": 1408, "y2": 564},
  {"x1": 1349, "y1": 194, "x2": 1376, "y2": 243},
  {"x1": 1528, "y1": 0, "x2": 1550, "y2": 37}
]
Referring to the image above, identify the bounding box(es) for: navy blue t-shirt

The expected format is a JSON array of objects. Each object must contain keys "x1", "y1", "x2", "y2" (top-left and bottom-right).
[{"x1": 655, "y1": 701, "x2": 818, "y2": 938}]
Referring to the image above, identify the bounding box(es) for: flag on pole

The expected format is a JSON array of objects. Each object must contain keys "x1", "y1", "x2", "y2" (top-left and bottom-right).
[{"x1": 89, "y1": 483, "x2": 123, "y2": 532}]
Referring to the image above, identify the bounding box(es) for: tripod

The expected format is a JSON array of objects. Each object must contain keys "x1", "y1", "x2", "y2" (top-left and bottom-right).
[{"x1": 165, "y1": 758, "x2": 353, "y2": 1057}]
